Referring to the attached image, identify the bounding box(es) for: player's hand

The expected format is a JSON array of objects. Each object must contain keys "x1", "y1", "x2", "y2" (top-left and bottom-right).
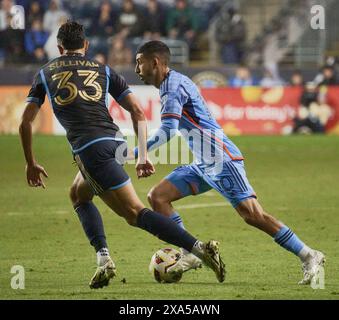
[
  {"x1": 26, "y1": 163, "x2": 48, "y2": 188},
  {"x1": 136, "y1": 158, "x2": 155, "y2": 178}
]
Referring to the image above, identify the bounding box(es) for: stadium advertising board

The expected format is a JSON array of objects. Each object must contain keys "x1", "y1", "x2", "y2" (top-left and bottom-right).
[
  {"x1": 0, "y1": 86, "x2": 53, "y2": 134},
  {"x1": 1, "y1": 86, "x2": 339, "y2": 135}
]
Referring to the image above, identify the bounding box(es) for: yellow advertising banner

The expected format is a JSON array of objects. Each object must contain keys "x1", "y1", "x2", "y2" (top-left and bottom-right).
[{"x1": 0, "y1": 86, "x2": 53, "y2": 134}]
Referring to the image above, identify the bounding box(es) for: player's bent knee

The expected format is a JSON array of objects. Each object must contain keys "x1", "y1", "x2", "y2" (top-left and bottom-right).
[
  {"x1": 70, "y1": 183, "x2": 91, "y2": 207},
  {"x1": 147, "y1": 187, "x2": 169, "y2": 211},
  {"x1": 69, "y1": 184, "x2": 78, "y2": 206},
  {"x1": 239, "y1": 206, "x2": 265, "y2": 225},
  {"x1": 147, "y1": 188, "x2": 160, "y2": 207},
  {"x1": 147, "y1": 190, "x2": 154, "y2": 207}
]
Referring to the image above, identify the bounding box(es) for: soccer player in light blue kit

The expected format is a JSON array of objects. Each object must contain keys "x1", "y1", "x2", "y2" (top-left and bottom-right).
[{"x1": 134, "y1": 41, "x2": 325, "y2": 285}]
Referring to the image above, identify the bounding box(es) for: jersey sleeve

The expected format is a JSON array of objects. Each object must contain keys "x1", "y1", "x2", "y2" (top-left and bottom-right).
[
  {"x1": 133, "y1": 117, "x2": 179, "y2": 158},
  {"x1": 106, "y1": 66, "x2": 132, "y2": 103},
  {"x1": 160, "y1": 88, "x2": 188, "y2": 121},
  {"x1": 26, "y1": 71, "x2": 46, "y2": 107}
]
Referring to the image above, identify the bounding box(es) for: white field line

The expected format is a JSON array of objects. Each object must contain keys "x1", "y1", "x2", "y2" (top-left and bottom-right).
[
  {"x1": 175, "y1": 202, "x2": 229, "y2": 210},
  {"x1": 4, "y1": 202, "x2": 229, "y2": 215},
  {"x1": 6, "y1": 212, "x2": 24, "y2": 216},
  {"x1": 5, "y1": 210, "x2": 69, "y2": 215}
]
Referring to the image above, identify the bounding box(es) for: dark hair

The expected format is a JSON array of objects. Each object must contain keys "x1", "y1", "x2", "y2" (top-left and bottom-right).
[
  {"x1": 322, "y1": 65, "x2": 334, "y2": 72},
  {"x1": 136, "y1": 41, "x2": 170, "y2": 65},
  {"x1": 57, "y1": 21, "x2": 85, "y2": 50}
]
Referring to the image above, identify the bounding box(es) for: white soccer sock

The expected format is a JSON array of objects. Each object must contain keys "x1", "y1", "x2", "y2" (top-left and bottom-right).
[
  {"x1": 191, "y1": 241, "x2": 204, "y2": 259},
  {"x1": 96, "y1": 247, "x2": 110, "y2": 266},
  {"x1": 298, "y1": 245, "x2": 314, "y2": 262},
  {"x1": 181, "y1": 248, "x2": 190, "y2": 255}
]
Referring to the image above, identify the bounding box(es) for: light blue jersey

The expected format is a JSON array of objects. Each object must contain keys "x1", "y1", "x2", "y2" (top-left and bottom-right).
[
  {"x1": 135, "y1": 69, "x2": 256, "y2": 207},
  {"x1": 159, "y1": 70, "x2": 244, "y2": 166}
]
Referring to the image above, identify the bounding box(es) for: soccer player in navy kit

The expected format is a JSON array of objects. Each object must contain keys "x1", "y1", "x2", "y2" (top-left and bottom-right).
[
  {"x1": 134, "y1": 40, "x2": 325, "y2": 285},
  {"x1": 19, "y1": 22, "x2": 225, "y2": 288}
]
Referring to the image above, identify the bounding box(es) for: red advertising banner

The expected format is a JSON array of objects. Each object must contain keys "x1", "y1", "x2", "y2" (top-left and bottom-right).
[
  {"x1": 1, "y1": 85, "x2": 339, "y2": 135},
  {"x1": 201, "y1": 86, "x2": 339, "y2": 135},
  {"x1": 324, "y1": 87, "x2": 339, "y2": 134}
]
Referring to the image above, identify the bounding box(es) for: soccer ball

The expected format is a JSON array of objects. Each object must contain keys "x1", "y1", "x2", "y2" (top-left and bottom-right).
[{"x1": 149, "y1": 248, "x2": 183, "y2": 283}]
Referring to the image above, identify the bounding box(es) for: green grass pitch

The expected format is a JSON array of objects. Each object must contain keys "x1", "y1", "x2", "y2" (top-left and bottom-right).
[{"x1": 0, "y1": 135, "x2": 338, "y2": 299}]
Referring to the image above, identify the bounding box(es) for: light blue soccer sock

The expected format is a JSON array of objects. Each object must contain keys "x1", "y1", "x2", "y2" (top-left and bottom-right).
[
  {"x1": 170, "y1": 212, "x2": 191, "y2": 255},
  {"x1": 274, "y1": 225, "x2": 312, "y2": 260},
  {"x1": 170, "y1": 212, "x2": 186, "y2": 230}
]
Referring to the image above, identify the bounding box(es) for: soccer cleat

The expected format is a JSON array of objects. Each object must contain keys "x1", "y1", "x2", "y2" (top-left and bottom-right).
[
  {"x1": 201, "y1": 240, "x2": 226, "y2": 283},
  {"x1": 179, "y1": 249, "x2": 203, "y2": 272},
  {"x1": 165, "y1": 251, "x2": 200, "y2": 280},
  {"x1": 166, "y1": 262, "x2": 185, "y2": 282},
  {"x1": 89, "y1": 257, "x2": 116, "y2": 289},
  {"x1": 298, "y1": 250, "x2": 325, "y2": 285}
]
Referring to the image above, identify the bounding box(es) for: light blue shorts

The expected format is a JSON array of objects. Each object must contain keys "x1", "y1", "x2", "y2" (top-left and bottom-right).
[{"x1": 165, "y1": 161, "x2": 256, "y2": 208}]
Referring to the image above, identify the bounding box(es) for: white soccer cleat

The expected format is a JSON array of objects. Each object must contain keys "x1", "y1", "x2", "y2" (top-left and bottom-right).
[
  {"x1": 179, "y1": 249, "x2": 203, "y2": 272},
  {"x1": 298, "y1": 250, "x2": 326, "y2": 285},
  {"x1": 89, "y1": 257, "x2": 116, "y2": 289},
  {"x1": 167, "y1": 242, "x2": 225, "y2": 283},
  {"x1": 165, "y1": 260, "x2": 185, "y2": 281},
  {"x1": 166, "y1": 250, "x2": 203, "y2": 275}
]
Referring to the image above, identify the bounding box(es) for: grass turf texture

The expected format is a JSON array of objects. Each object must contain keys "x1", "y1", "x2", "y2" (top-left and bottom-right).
[{"x1": 0, "y1": 135, "x2": 338, "y2": 300}]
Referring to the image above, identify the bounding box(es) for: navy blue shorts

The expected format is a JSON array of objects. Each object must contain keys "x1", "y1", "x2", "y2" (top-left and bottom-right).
[{"x1": 73, "y1": 139, "x2": 130, "y2": 195}]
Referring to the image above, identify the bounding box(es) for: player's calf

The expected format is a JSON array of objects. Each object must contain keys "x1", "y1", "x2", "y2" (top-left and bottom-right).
[
  {"x1": 236, "y1": 198, "x2": 282, "y2": 236},
  {"x1": 237, "y1": 199, "x2": 326, "y2": 284},
  {"x1": 73, "y1": 197, "x2": 114, "y2": 288},
  {"x1": 99, "y1": 187, "x2": 144, "y2": 226},
  {"x1": 148, "y1": 183, "x2": 206, "y2": 273}
]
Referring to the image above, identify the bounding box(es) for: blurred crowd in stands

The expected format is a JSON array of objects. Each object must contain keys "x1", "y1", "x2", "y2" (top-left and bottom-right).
[
  {"x1": 228, "y1": 64, "x2": 338, "y2": 88},
  {"x1": 1, "y1": 0, "x2": 338, "y2": 73},
  {"x1": 0, "y1": 0, "x2": 218, "y2": 66}
]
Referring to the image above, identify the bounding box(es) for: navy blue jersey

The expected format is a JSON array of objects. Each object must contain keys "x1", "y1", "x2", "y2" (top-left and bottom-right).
[{"x1": 27, "y1": 53, "x2": 131, "y2": 151}]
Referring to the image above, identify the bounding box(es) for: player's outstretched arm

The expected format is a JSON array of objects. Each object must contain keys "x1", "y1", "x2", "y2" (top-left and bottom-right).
[
  {"x1": 119, "y1": 93, "x2": 155, "y2": 178},
  {"x1": 133, "y1": 117, "x2": 179, "y2": 159},
  {"x1": 19, "y1": 102, "x2": 48, "y2": 188}
]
